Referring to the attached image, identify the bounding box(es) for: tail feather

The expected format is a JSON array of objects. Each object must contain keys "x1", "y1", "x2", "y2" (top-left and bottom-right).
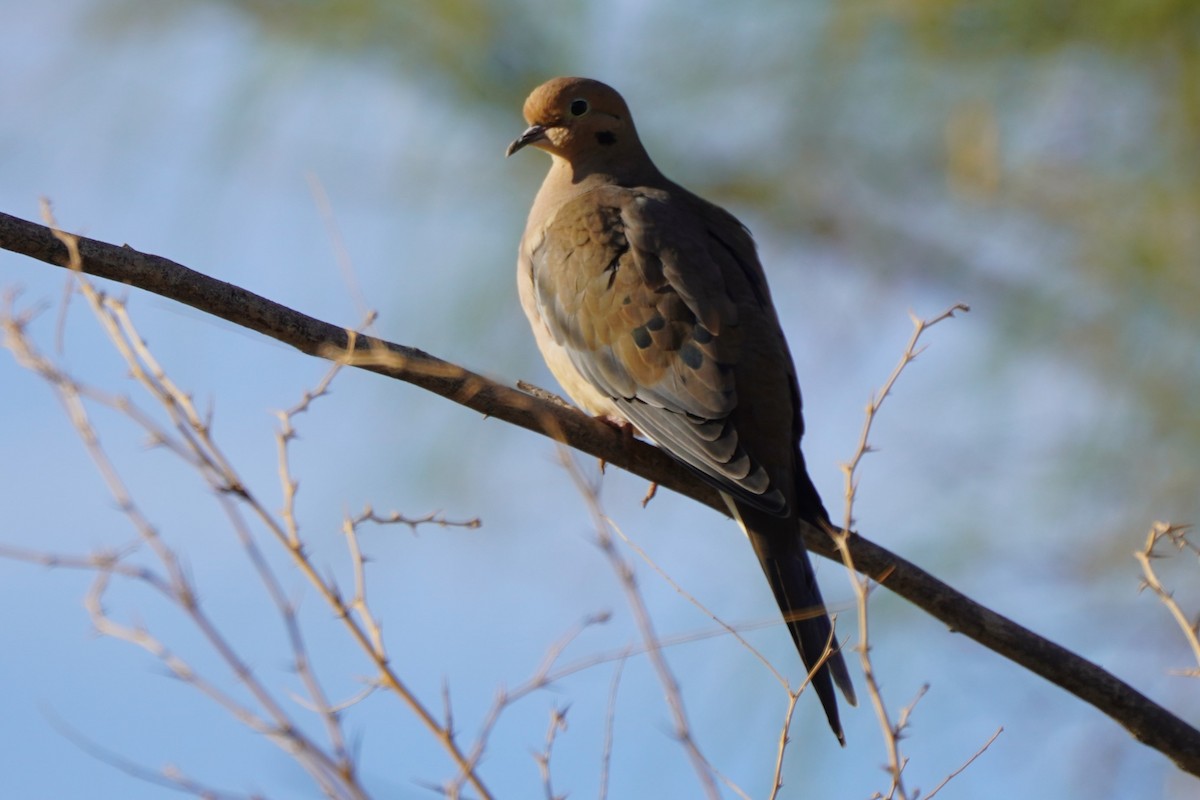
[{"x1": 733, "y1": 500, "x2": 856, "y2": 744}]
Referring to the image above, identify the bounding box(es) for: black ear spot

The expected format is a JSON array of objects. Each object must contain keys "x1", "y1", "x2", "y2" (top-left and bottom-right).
[{"x1": 596, "y1": 131, "x2": 617, "y2": 146}]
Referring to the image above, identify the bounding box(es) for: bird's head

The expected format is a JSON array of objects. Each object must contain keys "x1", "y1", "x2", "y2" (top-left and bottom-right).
[{"x1": 506, "y1": 77, "x2": 642, "y2": 166}]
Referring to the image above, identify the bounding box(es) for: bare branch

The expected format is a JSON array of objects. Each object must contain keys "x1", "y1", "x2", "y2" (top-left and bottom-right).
[{"x1": 3, "y1": 210, "x2": 1199, "y2": 776}]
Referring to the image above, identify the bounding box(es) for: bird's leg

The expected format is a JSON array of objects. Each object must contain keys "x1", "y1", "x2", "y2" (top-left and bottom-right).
[{"x1": 595, "y1": 413, "x2": 637, "y2": 474}]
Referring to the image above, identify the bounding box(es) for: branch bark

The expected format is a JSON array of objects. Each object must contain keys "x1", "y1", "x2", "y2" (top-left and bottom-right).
[{"x1": 2, "y1": 209, "x2": 1198, "y2": 777}]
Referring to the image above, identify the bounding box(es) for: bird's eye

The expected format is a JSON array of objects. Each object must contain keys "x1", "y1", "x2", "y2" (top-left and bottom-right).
[{"x1": 569, "y1": 98, "x2": 589, "y2": 116}]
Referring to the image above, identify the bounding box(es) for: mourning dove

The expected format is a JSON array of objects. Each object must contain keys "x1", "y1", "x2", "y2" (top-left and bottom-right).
[{"x1": 508, "y1": 77, "x2": 856, "y2": 743}]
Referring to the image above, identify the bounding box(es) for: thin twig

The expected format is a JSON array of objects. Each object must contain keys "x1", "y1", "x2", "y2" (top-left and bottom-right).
[
  {"x1": 1135, "y1": 522, "x2": 1200, "y2": 675},
  {"x1": 46, "y1": 709, "x2": 266, "y2": 800},
  {"x1": 834, "y1": 304, "x2": 969, "y2": 800},
  {"x1": 3, "y1": 209, "x2": 490, "y2": 798},
  {"x1": 559, "y1": 451, "x2": 727, "y2": 800},
  {"x1": 768, "y1": 689, "x2": 803, "y2": 800},
  {"x1": 455, "y1": 614, "x2": 613, "y2": 797},
  {"x1": 605, "y1": 516, "x2": 789, "y2": 686},
  {"x1": 841, "y1": 304, "x2": 969, "y2": 530},
  {"x1": 923, "y1": 727, "x2": 1004, "y2": 800},
  {"x1": 597, "y1": 657, "x2": 626, "y2": 800},
  {"x1": 534, "y1": 706, "x2": 570, "y2": 800}
]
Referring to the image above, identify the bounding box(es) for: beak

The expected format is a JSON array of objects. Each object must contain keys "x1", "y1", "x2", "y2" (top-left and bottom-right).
[{"x1": 506, "y1": 124, "x2": 548, "y2": 157}]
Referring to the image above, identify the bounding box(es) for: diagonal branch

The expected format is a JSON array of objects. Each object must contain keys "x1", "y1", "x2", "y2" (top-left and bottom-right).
[{"x1": 2, "y1": 209, "x2": 1198, "y2": 777}]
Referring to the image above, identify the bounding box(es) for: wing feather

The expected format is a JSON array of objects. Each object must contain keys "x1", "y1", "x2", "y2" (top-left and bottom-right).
[{"x1": 530, "y1": 184, "x2": 787, "y2": 515}]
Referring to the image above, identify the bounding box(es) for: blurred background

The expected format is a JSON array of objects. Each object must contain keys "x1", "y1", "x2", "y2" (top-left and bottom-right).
[{"x1": 2, "y1": 1, "x2": 1198, "y2": 797}]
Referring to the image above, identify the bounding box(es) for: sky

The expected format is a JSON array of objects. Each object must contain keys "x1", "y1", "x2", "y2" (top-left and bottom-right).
[{"x1": 2, "y1": 2, "x2": 1197, "y2": 798}]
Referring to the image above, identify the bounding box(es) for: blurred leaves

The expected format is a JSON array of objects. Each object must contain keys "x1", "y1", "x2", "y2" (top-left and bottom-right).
[
  {"x1": 95, "y1": 0, "x2": 574, "y2": 101},
  {"x1": 80, "y1": 0, "x2": 1200, "y2": 541}
]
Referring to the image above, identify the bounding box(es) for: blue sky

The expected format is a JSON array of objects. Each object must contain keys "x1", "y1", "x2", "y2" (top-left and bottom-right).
[{"x1": 2, "y1": 2, "x2": 1197, "y2": 798}]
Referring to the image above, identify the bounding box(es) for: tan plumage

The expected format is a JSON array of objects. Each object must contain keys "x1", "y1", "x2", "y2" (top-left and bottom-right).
[{"x1": 509, "y1": 77, "x2": 856, "y2": 742}]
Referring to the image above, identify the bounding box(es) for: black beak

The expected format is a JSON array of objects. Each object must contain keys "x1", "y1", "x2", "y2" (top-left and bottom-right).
[{"x1": 506, "y1": 125, "x2": 548, "y2": 157}]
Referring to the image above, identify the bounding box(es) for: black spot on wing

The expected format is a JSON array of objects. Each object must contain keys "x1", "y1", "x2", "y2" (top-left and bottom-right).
[{"x1": 679, "y1": 343, "x2": 703, "y2": 370}]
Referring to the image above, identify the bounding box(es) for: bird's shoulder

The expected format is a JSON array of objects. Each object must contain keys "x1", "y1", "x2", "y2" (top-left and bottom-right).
[
  {"x1": 538, "y1": 180, "x2": 748, "y2": 246},
  {"x1": 540, "y1": 180, "x2": 772, "y2": 319}
]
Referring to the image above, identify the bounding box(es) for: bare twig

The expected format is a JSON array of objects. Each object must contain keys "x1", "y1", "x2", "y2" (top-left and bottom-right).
[
  {"x1": 834, "y1": 304, "x2": 968, "y2": 799},
  {"x1": 560, "y1": 452, "x2": 727, "y2": 800},
  {"x1": 840, "y1": 305, "x2": 969, "y2": 530},
  {"x1": 923, "y1": 727, "x2": 1004, "y2": 799},
  {"x1": 767, "y1": 689, "x2": 804, "y2": 800},
  {"x1": 450, "y1": 613, "x2": 613, "y2": 796},
  {"x1": 605, "y1": 517, "x2": 788, "y2": 686},
  {"x1": 534, "y1": 706, "x2": 570, "y2": 800},
  {"x1": 597, "y1": 657, "x2": 627, "y2": 800},
  {"x1": 1136, "y1": 522, "x2": 1200, "y2": 676},
  {"x1": 2, "y1": 210, "x2": 493, "y2": 798},
  {"x1": 6, "y1": 296, "x2": 367, "y2": 798},
  {"x1": 606, "y1": 507, "x2": 836, "y2": 796},
  {"x1": 47, "y1": 710, "x2": 265, "y2": 800}
]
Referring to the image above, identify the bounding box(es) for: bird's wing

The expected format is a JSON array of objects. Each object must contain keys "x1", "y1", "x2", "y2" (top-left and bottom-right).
[{"x1": 529, "y1": 183, "x2": 790, "y2": 515}]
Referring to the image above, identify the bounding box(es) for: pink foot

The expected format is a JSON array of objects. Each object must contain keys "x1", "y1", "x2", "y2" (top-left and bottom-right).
[{"x1": 594, "y1": 414, "x2": 637, "y2": 473}]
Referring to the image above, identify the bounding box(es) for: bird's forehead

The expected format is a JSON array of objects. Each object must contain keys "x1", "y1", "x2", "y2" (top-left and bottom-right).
[{"x1": 522, "y1": 76, "x2": 627, "y2": 124}]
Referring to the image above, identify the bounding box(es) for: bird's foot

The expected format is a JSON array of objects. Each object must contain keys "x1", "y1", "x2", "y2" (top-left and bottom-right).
[{"x1": 595, "y1": 414, "x2": 637, "y2": 473}]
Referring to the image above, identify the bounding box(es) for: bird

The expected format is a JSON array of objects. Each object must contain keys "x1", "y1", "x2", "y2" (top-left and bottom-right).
[{"x1": 507, "y1": 76, "x2": 856, "y2": 743}]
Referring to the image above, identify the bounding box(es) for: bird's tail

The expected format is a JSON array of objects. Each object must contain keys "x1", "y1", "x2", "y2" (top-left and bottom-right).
[{"x1": 735, "y1": 502, "x2": 857, "y2": 744}]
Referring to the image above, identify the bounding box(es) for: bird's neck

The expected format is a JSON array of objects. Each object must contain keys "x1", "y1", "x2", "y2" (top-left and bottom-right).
[
  {"x1": 527, "y1": 149, "x2": 665, "y2": 232},
  {"x1": 546, "y1": 144, "x2": 663, "y2": 190}
]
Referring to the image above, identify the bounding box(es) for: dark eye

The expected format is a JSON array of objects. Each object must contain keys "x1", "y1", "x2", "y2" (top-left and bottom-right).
[{"x1": 569, "y1": 98, "x2": 589, "y2": 116}]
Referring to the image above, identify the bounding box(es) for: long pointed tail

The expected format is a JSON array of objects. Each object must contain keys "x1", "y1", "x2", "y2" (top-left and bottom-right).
[{"x1": 736, "y1": 502, "x2": 857, "y2": 744}]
